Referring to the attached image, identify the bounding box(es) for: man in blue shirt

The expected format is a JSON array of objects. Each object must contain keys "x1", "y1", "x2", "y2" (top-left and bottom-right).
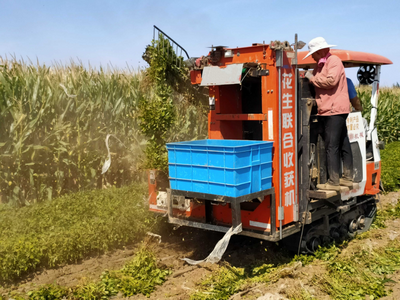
[{"x1": 347, "y1": 78, "x2": 363, "y2": 111}]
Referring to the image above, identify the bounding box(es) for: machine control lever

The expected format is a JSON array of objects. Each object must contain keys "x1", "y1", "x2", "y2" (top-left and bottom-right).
[{"x1": 308, "y1": 143, "x2": 318, "y2": 190}]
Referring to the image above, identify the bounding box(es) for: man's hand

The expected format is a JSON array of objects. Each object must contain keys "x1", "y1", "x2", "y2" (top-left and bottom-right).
[
  {"x1": 305, "y1": 70, "x2": 314, "y2": 80},
  {"x1": 350, "y1": 96, "x2": 363, "y2": 112}
]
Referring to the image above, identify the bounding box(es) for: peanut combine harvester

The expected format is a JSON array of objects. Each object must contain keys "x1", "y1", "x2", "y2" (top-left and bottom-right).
[{"x1": 148, "y1": 31, "x2": 392, "y2": 253}]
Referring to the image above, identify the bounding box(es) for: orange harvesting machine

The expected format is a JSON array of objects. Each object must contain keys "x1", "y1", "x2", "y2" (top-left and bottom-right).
[{"x1": 147, "y1": 32, "x2": 392, "y2": 252}]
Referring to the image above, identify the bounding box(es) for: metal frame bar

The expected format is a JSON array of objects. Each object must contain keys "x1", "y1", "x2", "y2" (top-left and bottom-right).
[
  {"x1": 367, "y1": 65, "x2": 381, "y2": 140},
  {"x1": 270, "y1": 192, "x2": 277, "y2": 236},
  {"x1": 277, "y1": 50, "x2": 283, "y2": 239},
  {"x1": 169, "y1": 188, "x2": 274, "y2": 203},
  {"x1": 167, "y1": 188, "x2": 285, "y2": 240},
  {"x1": 294, "y1": 34, "x2": 299, "y2": 222},
  {"x1": 153, "y1": 25, "x2": 190, "y2": 59},
  {"x1": 167, "y1": 215, "x2": 300, "y2": 242},
  {"x1": 214, "y1": 114, "x2": 267, "y2": 121},
  {"x1": 298, "y1": 82, "x2": 315, "y2": 216}
]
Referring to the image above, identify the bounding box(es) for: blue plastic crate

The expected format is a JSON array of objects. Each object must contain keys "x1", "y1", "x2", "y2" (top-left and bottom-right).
[{"x1": 167, "y1": 139, "x2": 273, "y2": 197}]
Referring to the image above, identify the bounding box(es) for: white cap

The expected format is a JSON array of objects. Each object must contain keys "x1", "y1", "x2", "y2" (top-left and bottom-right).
[{"x1": 303, "y1": 37, "x2": 336, "y2": 59}]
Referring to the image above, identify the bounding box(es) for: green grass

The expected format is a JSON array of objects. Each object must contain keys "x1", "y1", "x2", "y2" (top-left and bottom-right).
[
  {"x1": 380, "y1": 141, "x2": 400, "y2": 192},
  {"x1": 0, "y1": 184, "x2": 156, "y2": 283},
  {"x1": 1, "y1": 247, "x2": 170, "y2": 300},
  {"x1": 190, "y1": 266, "x2": 247, "y2": 300},
  {"x1": 312, "y1": 242, "x2": 400, "y2": 300}
]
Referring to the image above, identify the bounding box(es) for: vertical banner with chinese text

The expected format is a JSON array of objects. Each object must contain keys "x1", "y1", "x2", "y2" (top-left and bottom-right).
[{"x1": 281, "y1": 67, "x2": 297, "y2": 224}]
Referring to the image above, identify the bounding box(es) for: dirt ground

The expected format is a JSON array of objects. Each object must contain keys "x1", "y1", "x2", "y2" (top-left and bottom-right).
[{"x1": 1, "y1": 191, "x2": 399, "y2": 300}]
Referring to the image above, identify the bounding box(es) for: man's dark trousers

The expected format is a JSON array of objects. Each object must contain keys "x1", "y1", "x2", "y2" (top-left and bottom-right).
[{"x1": 321, "y1": 114, "x2": 353, "y2": 185}]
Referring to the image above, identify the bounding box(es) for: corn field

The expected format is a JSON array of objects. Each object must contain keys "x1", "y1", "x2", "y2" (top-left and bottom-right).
[
  {"x1": 359, "y1": 86, "x2": 400, "y2": 144},
  {"x1": 0, "y1": 58, "x2": 207, "y2": 205}
]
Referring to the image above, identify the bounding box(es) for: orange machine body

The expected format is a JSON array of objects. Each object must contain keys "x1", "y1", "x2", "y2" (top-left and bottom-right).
[
  {"x1": 365, "y1": 161, "x2": 381, "y2": 195},
  {"x1": 149, "y1": 40, "x2": 391, "y2": 242},
  {"x1": 161, "y1": 44, "x2": 297, "y2": 233},
  {"x1": 206, "y1": 46, "x2": 297, "y2": 231}
]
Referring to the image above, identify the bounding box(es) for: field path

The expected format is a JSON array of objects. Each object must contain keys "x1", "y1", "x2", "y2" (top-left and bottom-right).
[{"x1": 2, "y1": 191, "x2": 399, "y2": 300}]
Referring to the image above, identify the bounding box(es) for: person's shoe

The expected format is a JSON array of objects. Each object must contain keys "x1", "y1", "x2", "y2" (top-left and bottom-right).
[
  {"x1": 316, "y1": 183, "x2": 342, "y2": 191},
  {"x1": 339, "y1": 178, "x2": 354, "y2": 187}
]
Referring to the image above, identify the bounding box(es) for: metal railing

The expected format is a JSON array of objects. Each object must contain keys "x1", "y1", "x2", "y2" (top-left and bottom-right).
[{"x1": 153, "y1": 25, "x2": 190, "y2": 68}]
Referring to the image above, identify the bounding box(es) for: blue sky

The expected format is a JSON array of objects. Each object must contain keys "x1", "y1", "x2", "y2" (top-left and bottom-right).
[{"x1": 1, "y1": 0, "x2": 399, "y2": 86}]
